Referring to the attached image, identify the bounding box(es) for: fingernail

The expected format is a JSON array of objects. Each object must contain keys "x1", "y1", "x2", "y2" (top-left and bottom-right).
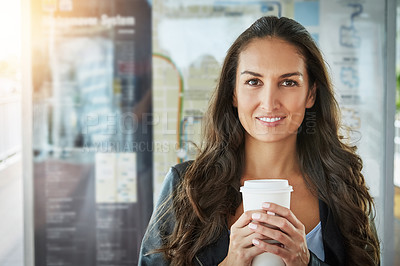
[
  {"x1": 267, "y1": 211, "x2": 275, "y2": 216},
  {"x1": 252, "y1": 239, "x2": 260, "y2": 245},
  {"x1": 262, "y1": 203, "x2": 270, "y2": 209},
  {"x1": 252, "y1": 213, "x2": 261, "y2": 220},
  {"x1": 248, "y1": 223, "x2": 257, "y2": 229}
]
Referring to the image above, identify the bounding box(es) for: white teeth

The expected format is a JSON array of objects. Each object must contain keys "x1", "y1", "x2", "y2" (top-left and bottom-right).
[{"x1": 259, "y1": 117, "x2": 282, "y2": 123}]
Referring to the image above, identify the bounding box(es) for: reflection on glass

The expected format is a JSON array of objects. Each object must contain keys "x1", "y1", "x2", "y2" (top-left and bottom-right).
[{"x1": 32, "y1": 0, "x2": 152, "y2": 265}]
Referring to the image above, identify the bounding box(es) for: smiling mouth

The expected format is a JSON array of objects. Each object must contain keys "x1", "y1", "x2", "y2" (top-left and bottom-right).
[
  {"x1": 256, "y1": 116, "x2": 286, "y2": 126},
  {"x1": 258, "y1": 117, "x2": 283, "y2": 122}
]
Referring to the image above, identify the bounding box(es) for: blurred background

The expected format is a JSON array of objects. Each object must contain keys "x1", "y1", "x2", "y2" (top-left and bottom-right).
[{"x1": 0, "y1": 0, "x2": 399, "y2": 265}]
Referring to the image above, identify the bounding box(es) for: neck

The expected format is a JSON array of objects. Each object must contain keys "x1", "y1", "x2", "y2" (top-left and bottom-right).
[{"x1": 243, "y1": 134, "x2": 300, "y2": 180}]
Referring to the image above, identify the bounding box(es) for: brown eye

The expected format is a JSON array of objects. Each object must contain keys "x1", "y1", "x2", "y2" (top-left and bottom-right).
[
  {"x1": 246, "y1": 79, "x2": 261, "y2": 86},
  {"x1": 282, "y1": 80, "x2": 298, "y2": 87}
]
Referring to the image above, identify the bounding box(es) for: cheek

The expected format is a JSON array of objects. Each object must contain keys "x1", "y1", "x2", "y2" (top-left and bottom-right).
[
  {"x1": 236, "y1": 93, "x2": 256, "y2": 111},
  {"x1": 289, "y1": 100, "x2": 306, "y2": 112},
  {"x1": 236, "y1": 96, "x2": 256, "y2": 128},
  {"x1": 284, "y1": 92, "x2": 308, "y2": 110},
  {"x1": 284, "y1": 96, "x2": 308, "y2": 123}
]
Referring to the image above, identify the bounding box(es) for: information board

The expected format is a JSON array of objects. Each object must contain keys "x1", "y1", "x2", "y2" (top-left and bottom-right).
[{"x1": 31, "y1": 0, "x2": 152, "y2": 265}]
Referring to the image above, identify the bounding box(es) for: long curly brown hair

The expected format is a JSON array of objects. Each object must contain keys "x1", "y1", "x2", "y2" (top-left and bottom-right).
[{"x1": 156, "y1": 16, "x2": 380, "y2": 265}]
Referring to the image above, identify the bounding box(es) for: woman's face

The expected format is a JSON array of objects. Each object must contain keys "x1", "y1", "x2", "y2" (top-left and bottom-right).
[{"x1": 234, "y1": 37, "x2": 315, "y2": 144}]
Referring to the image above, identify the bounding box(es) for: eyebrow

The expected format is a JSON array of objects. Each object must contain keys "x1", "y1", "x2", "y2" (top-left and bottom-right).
[
  {"x1": 280, "y1": 72, "x2": 303, "y2": 78},
  {"x1": 240, "y1": 71, "x2": 303, "y2": 78},
  {"x1": 240, "y1": 70, "x2": 263, "y2": 77}
]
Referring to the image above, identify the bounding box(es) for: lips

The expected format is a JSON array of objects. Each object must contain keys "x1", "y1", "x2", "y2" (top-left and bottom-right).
[{"x1": 256, "y1": 116, "x2": 286, "y2": 126}]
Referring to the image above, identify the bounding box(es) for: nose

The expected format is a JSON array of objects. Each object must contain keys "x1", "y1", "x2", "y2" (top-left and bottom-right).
[{"x1": 259, "y1": 82, "x2": 280, "y2": 111}]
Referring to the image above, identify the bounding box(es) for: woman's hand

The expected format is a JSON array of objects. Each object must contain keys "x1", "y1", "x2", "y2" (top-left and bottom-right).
[
  {"x1": 249, "y1": 202, "x2": 310, "y2": 266},
  {"x1": 219, "y1": 211, "x2": 266, "y2": 266}
]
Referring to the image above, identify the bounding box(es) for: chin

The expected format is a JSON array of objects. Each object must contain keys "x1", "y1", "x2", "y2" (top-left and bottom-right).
[{"x1": 249, "y1": 131, "x2": 298, "y2": 143}]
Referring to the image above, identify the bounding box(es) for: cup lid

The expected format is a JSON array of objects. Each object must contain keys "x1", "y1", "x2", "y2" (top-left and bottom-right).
[
  {"x1": 240, "y1": 179, "x2": 293, "y2": 193},
  {"x1": 243, "y1": 179, "x2": 289, "y2": 189},
  {"x1": 240, "y1": 186, "x2": 293, "y2": 193}
]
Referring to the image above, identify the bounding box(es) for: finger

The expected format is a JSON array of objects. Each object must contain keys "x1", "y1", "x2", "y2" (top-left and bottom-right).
[
  {"x1": 233, "y1": 231, "x2": 265, "y2": 249},
  {"x1": 246, "y1": 244, "x2": 266, "y2": 259},
  {"x1": 254, "y1": 238, "x2": 310, "y2": 265},
  {"x1": 252, "y1": 211, "x2": 297, "y2": 235},
  {"x1": 251, "y1": 211, "x2": 306, "y2": 246},
  {"x1": 232, "y1": 210, "x2": 263, "y2": 229},
  {"x1": 262, "y1": 203, "x2": 304, "y2": 230},
  {"x1": 248, "y1": 221, "x2": 294, "y2": 248},
  {"x1": 230, "y1": 212, "x2": 264, "y2": 244},
  {"x1": 252, "y1": 238, "x2": 291, "y2": 258},
  {"x1": 231, "y1": 228, "x2": 264, "y2": 249},
  {"x1": 228, "y1": 243, "x2": 266, "y2": 262}
]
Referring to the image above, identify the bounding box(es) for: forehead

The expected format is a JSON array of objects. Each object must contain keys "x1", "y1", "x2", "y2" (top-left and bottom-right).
[{"x1": 237, "y1": 37, "x2": 306, "y2": 74}]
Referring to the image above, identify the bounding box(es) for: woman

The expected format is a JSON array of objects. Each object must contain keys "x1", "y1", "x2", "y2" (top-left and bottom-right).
[{"x1": 139, "y1": 16, "x2": 380, "y2": 265}]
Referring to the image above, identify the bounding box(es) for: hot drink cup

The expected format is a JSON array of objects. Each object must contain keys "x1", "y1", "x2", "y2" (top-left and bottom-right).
[{"x1": 240, "y1": 179, "x2": 293, "y2": 266}]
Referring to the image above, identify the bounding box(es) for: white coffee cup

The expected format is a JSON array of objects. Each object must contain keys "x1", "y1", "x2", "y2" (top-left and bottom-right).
[{"x1": 240, "y1": 179, "x2": 293, "y2": 266}]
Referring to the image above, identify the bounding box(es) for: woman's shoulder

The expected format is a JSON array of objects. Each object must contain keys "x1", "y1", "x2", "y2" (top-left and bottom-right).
[
  {"x1": 170, "y1": 160, "x2": 193, "y2": 180},
  {"x1": 159, "y1": 160, "x2": 194, "y2": 192}
]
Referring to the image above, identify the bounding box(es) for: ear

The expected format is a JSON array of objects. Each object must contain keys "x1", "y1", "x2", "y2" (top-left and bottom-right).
[{"x1": 306, "y1": 83, "x2": 316, "y2": 108}]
